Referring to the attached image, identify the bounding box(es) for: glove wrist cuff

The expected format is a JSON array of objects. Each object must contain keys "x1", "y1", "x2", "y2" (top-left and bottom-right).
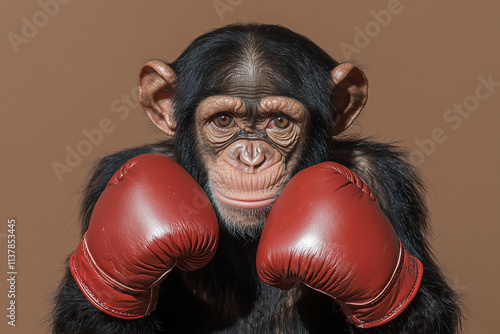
[
  {"x1": 339, "y1": 242, "x2": 423, "y2": 328},
  {"x1": 69, "y1": 233, "x2": 158, "y2": 319}
]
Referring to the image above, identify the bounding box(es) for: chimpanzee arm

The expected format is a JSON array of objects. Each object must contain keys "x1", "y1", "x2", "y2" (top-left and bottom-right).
[
  {"x1": 332, "y1": 138, "x2": 462, "y2": 334},
  {"x1": 51, "y1": 143, "x2": 170, "y2": 334}
]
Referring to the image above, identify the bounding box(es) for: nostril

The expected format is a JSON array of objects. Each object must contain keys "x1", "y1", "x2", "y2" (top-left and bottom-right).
[{"x1": 238, "y1": 154, "x2": 250, "y2": 167}]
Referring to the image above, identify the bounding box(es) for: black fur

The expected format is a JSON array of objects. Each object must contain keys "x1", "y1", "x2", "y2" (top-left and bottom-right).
[{"x1": 51, "y1": 23, "x2": 461, "y2": 333}]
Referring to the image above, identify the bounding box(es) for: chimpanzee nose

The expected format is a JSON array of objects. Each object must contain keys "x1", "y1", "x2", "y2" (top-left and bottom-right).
[
  {"x1": 240, "y1": 142, "x2": 265, "y2": 168},
  {"x1": 225, "y1": 140, "x2": 277, "y2": 173}
]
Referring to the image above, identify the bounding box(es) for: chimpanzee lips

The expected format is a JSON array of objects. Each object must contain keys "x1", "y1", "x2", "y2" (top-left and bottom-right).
[{"x1": 212, "y1": 188, "x2": 278, "y2": 209}]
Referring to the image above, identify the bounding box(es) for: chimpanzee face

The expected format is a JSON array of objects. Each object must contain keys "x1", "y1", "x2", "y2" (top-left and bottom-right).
[{"x1": 194, "y1": 94, "x2": 309, "y2": 232}]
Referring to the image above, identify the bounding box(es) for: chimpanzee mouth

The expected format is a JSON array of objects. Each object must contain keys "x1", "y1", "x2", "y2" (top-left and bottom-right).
[{"x1": 212, "y1": 188, "x2": 278, "y2": 209}]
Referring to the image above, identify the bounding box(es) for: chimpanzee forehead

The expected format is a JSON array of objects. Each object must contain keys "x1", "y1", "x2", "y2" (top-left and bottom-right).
[{"x1": 206, "y1": 62, "x2": 293, "y2": 100}]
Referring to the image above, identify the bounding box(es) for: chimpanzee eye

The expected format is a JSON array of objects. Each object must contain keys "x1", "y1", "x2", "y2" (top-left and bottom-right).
[
  {"x1": 214, "y1": 114, "x2": 234, "y2": 128},
  {"x1": 272, "y1": 115, "x2": 290, "y2": 129}
]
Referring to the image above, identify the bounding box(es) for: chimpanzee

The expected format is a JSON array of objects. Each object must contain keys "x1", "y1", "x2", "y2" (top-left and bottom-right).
[{"x1": 52, "y1": 23, "x2": 461, "y2": 333}]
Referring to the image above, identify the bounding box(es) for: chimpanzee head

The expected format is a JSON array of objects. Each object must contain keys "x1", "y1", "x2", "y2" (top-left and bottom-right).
[{"x1": 139, "y1": 23, "x2": 368, "y2": 238}]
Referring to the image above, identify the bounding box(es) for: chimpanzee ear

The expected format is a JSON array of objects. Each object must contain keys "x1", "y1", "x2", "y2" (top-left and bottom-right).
[
  {"x1": 330, "y1": 63, "x2": 368, "y2": 136},
  {"x1": 139, "y1": 60, "x2": 177, "y2": 137}
]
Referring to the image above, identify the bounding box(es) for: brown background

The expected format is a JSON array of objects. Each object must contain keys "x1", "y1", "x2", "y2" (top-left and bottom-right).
[{"x1": 1, "y1": 0, "x2": 499, "y2": 333}]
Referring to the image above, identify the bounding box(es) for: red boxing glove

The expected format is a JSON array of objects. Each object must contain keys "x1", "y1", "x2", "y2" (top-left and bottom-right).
[
  {"x1": 70, "y1": 154, "x2": 218, "y2": 319},
  {"x1": 256, "y1": 162, "x2": 423, "y2": 328}
]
